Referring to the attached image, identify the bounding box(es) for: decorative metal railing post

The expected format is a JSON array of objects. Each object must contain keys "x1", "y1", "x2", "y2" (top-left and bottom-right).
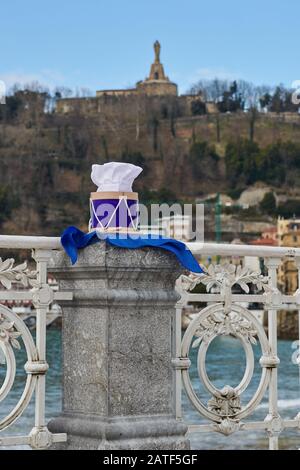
[
  {"x1": 172, "y1": 301, "x2": 189, "y2": 421},
  {"x1": 28, "y1": 249, "x2": 53, "y2": 447},
  {"x1": 264, "y1": 257, "x2": 282, "y2": 450}
]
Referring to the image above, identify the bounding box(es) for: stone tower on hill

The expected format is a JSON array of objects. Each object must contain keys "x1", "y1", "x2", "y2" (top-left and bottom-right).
[
  {"x1": 95, "y1": 40, "x2": 177, "y2": 98},
  {"x1": 55, "y1": 41, "x2": 214, "y2": 115},
  {"x1": 135, "y1": 40, "x2": 177, "y2": 96}
]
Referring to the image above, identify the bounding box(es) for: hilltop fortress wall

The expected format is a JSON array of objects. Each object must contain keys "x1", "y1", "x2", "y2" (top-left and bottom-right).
[{"x1": 56, "y1": 41, "x2": 217, "y2": 118}]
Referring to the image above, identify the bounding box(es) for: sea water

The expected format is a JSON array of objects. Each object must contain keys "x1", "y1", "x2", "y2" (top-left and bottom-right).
[{"x1": 0, "y1": 330, "x2": 299, "y2": 450}]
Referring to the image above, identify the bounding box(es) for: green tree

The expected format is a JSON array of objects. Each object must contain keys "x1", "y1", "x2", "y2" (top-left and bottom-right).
[
  {"x1": 121, "y1": 151, "x2": 148, "y2": 174},
  {"x1": 150, "y1": 117, "x2": 159, "y2": 152},
  {"x1": 189, "y1": 141, "x2": 219, "y2": 178},
  {"x1": 191, "y1": 100, "x2": 206, "y2": 116},
  {"x1": 217, "y1": 81, "x2": 244, "y2": 113},
  {"x1": 0, "y1": 95, "x2": 22, "y2": 122},
  {"x1": 259, "y1": 92, "x2": 272, "y2": 110},
  {"x1": 225, "y1": 139, "x2": 259, "y2": 186},
  {"x1": 256, "y1": 143, "x2": 286, "y2": 184},
  {"x1": 260, "y1": 192, "x2": 276, "y2": 214},
  {"x1": 269, "y1": 86, "x2": 285, "y2": 113},
  {"x1": 248, "y1": 106, "x2": 259, "y2": 141},
  {"x1": 0, "y1": 187, "x2": 19, "y2": 226},
  {"x1": 139, "y1": 188, "x2": 177, "y2": 205},
  {"x1": 277, "y1": 200, "x2": 300, "y2": 218}
]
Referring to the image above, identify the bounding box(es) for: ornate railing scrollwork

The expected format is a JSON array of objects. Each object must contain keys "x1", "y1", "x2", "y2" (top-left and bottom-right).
[
  {"x1": 178, "y1": 263, "x2": 275, "y2": 436},
  {"x1": 0, "y1": 304, "x2": 38, "y2": 431},
  {"x1": 0, "y1": 257, "x2": 37, "y2": 289},
  {"x1": 0, "y1": 248, "x2": 70, "y2": 449},
  {"x1": 181, "y1": 303, "x2": 271, "y2": 434}
]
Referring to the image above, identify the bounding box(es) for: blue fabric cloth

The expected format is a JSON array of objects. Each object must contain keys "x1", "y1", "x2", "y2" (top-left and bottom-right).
[{"x1": 61, "y1": 226, "x2": 203, "y2": 273}]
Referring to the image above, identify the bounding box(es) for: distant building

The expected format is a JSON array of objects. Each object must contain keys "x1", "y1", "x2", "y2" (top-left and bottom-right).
[
  {"x1": 136, "y1": 40, "x2": 178, "y2": 96},
  {"x1": 278, "y1": 230, "x2": 300, "y2": 294},
  {"x1": 247, "y1": 218, "x2": 300, "y2": 294},
  {"x1": 250, "y1": 237, "x2": 277, "y2": 247},
  {"x1": 157, "y1": 215, "x2": 191, "y2": 241},
  {"x1": 56, "y1": 41, "x2": 215, "y2": 116},
  {"x1": 261, "y1": 226, "x2": 277, "y2": 242},
  {"x1": 276, "y1": 220, "x2": 300, "y2": 294},
  {"x1": 277, "y1": 216, "x2": 300, "y2": 244},
  {"x1": 95, "y1": 41, "x2": 177, "y2": 98},
  {"x1": 250, "y1": 226, "x2": 278, "y2": 247}
]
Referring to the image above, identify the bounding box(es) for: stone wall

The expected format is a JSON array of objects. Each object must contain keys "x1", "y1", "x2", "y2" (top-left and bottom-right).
[
  {"x1": 137, "y1": 80, "x2": 178, "y2": 96},
  {"x1": 278, "y1": 311, "x2": 299, "y2": 340},
  {"x1": 56, "y1": 93, "x2": 210, "y2": 118},
  {"x1": 263, "y1": 310, "x2": 299, "y2": 340}
]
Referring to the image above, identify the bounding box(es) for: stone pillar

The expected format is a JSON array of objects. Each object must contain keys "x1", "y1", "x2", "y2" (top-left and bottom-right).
[{"x1": 48, "y1": 243, "x2": 189, "y2": 450}]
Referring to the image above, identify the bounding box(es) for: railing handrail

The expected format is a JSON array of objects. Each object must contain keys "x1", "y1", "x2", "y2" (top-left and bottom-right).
[
  {"x1": 0, "y1": 235, "x2": 61, "y2": 250},
  {"x1": 1, "y1": 234, "x2": 300, "y2": 258},
  {"x1": 186, "y1": 241, "x2": 300, "y2": 258}
]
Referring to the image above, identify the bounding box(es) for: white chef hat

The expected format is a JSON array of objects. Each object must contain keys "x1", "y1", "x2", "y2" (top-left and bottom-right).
[{"x1": 91, "y1": 162, "x2": 143, "y2": 192}]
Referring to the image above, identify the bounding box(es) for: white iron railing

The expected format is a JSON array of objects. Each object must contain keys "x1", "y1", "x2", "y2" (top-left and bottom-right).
[
  {"x1": 0, "y1": 235, "x2": 300, "y2": 449},
  {"x1": 0, "y1": 235, "x2": 69, "y2": 448},
  {"x1": 175, "y1": 242, "x2": 300, "y2": 450}
]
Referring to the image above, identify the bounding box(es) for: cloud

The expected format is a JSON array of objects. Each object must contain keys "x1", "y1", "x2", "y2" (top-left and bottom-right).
[
  {"x1": 190, "y1": 67, "x2": 240, "y2": 82},
  {"x1": 0, "y1": 69, "x2": 66, "y2": 92}
]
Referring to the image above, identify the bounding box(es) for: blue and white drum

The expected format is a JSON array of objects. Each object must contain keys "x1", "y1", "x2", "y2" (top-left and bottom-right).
[{"x1": 89, "y1": 191, "x2": 139, "y2": 231}]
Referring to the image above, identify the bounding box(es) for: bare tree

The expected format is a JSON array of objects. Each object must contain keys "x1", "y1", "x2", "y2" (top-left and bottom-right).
[
  {"x1": 237, "y1": 80, "x2": 272, "y2": 109},
  {"x1": 74, "y1": 87, "x2": 93, "y2": 98},
  {"x1": 188, "y1": 78, "x2": 229, "y2": 101},
  {"x1": 54, "y1": 86, "x2": 74, "y2": 98}
]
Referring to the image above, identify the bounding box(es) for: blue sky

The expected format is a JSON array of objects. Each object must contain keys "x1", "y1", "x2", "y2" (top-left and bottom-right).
[{"x1": 1, "y1": 0, "x2": 299, "y2": 94}]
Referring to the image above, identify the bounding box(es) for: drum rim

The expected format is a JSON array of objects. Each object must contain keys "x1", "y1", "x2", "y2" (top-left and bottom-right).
[{"x1": 90, "y1": 191, "x2": 138, "y2": 200}]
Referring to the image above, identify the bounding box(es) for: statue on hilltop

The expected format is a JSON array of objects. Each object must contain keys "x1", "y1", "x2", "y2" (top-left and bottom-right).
[{"x1": 154, "y1": 40, "x2": 161, "y2": 63}]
